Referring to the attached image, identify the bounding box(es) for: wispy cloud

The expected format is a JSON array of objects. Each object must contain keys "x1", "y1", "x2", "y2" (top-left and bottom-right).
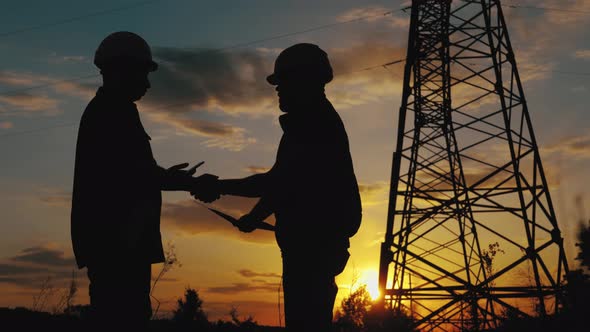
[
  {"x1": 0, "y1": 71, "x2": 96, "y2": 116},
  {"x1": 358, "y1": 181, "x2": 389, "y2": 207},
  {"x1": 0, "y1": 245, "x2": 79, "y2": 289},
  {"x1": 149, "y1": 113, "x2": 257, "y2": 151},
  {"x1": 544, "y1": 134, "x2": 590, "y2": 159},
  {"x1": 206, "y1": 269, "x2": 280, "y2": 294},
  {"x1": 574, "y1": 49, "x2": 590, "y2": 59},
  {"x1": 0, "y1": 93, "x2": 59, "y2": 113},
  {"x1": 237, "y1": 269, "x2": 281, "y2": 279},
  {"x1": 336, "y1": 6, "x2": 410, "y2": 29},
  {"x1": 206, "y1": 281, "x2": 279, "y2": 294},
  {"x1": 11, "y1": 246, "x2": 76, "y2": 267}
]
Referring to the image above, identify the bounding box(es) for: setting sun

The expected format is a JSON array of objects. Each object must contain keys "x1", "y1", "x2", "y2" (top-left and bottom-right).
[{"x1": 361, "y1": 270, "x2": 381, "y2": 301}]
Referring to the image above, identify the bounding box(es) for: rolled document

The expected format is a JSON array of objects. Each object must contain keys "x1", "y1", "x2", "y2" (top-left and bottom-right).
[{"x1": 195, "y1": 201, "x2": 275, "y2": 231}]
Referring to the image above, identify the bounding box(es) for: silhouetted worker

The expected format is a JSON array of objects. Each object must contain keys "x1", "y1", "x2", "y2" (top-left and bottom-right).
[
  {"x1": 71, "y1": 31, "x2": 218, "y2": 331},
  {"x1": 197, "y1": 43, "x2": 362, "y2": 332}
]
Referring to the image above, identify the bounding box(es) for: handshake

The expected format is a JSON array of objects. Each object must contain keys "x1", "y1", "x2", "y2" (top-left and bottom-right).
[
  {"x1": 164, "y1": 162, "x2": 266, "y2": 233},
  {"x1": 163, "y1": 162, "x2": 223, "y2": 203},
  {"x1": 190, "y1": 173, "x2": 222, "y2": 203}
]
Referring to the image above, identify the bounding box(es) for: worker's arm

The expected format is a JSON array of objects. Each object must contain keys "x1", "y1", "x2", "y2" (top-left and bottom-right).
[
  {"x1": 158, "y1": 162, "x2": 217, "y2": 192},
  {"x1": 236, "y1": 196, "x2": 275, "y2": 233},
  {"x1": 217, "y1": 171, "x2": 272, "y2": 198}
]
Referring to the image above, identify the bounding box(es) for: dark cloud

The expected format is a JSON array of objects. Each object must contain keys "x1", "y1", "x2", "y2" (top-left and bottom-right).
[
  {"x1": 0, "y1": 263, "x2": 46, "y2": 275},
  {"x1": 142, "y1": 41, "x2": 407, "y2": 115},
  {"x1": 161, "y1": 196, "x2": 276, "y2": 244},
  {"x1": 11, "y1": 246, "x2": 76, "y2": 267},
  {"x1": 237, "y1": 269, "x2": 281, "y2": 279},
  {"x1": 143, "y1": 47, "x2": 276, "y2": 115},
  {"x1": 0, "y1": 246, "x2": 80, "y2": 288}
]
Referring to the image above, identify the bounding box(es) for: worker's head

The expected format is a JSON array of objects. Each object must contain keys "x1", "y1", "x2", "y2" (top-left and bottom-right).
[
  {"x1": 266, "y1": 43, "x2": 333, "y2": 113},
  {"x1": 94, "y1": 31, "x2": 158, "y2": 102}
]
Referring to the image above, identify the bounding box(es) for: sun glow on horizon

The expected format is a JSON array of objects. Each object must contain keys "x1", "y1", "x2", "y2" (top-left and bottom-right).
[{"x1": 360, "y1": 269, "x2": 381, "y2": 301}]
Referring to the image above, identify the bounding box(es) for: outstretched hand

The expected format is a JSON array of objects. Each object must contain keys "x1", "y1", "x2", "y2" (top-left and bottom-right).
[
  {"x1": 162, "y1": 162, "x2": 203, "y2": 191},
  {"x1": 191, "y1": 173, "x2": 221, "y2": 203}
]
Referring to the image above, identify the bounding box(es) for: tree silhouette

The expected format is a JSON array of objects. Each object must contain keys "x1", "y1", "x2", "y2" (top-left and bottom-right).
[
  {"x1": 575, "y1": 219, "x2": 590, "y2": 270},
  {"x1": 334, "y1": 284, "x2": 417, "y2": 332},
  {"x1": 334, "y1": 284, "x2": 372, "y2": 331},
  {"x1": 172, "y1": 287, "x2": 209, "y2": 329},
  {"x1": 560, "y1": 219, "x2": 590, "y2": 327}
]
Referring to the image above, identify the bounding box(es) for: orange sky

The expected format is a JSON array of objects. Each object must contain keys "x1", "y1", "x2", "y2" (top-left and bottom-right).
[{"x1": 1, "y1": 0, "x2": 590, "y2": 326}]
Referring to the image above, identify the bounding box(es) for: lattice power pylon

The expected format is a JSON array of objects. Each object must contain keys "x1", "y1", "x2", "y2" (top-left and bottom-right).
[{"x1": 378, "y1": 1, "x2": 570, "y2": 331}]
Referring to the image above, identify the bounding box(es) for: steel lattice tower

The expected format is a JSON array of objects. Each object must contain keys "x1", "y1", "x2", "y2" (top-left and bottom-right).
[{"x1": 378, "y1": 1, "x2": 569, "y2": 331}]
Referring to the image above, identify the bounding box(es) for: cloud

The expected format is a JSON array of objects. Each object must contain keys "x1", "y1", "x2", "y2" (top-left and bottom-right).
[
  {"x1": 1, "y1": 39, "x2": 408, "y2": 133},
  {"x1": 11, "y1": 246, "x2": 76, "y2": 267},
  {"x1": 541, "y1": 0, "x2": 590, "y2": 25},
  {"x1": 326, "y1": 42, "x2": 406, "y2": 109},
  {"x1": 206, "y1": 281, "x2": 279, "y2": 294},
  {"x1": 149, "y1": 113, "x2": 257, "y2": 151},
  {"x1": 0, "y1": 71, "x2": 97, "y2": 116},
  {"x1": 0, "y1": 263, "x2": 46, "y2": 275},
  {"x1": 0, "y1": 71, "x2": 39, "y2": 86},
  {"x1": 144, "y1": 40, "x2": 407, "y2": 116},
  {"x1": 544, "y1": 135, "x2": 590, "y2": 159},
  {"x1": 574, "y1": 49, "x2": 590, "y2": 59},
  {"x1": 205, "y1": 268, "x2": 281, "y2": 295},
  {"x1": 358, "y1": 182, "x2": 389, "y2": 207},
  {"x1": 0, "y1": 93, "x2": 59, "y2": 113},
  {"x1": 0, "y1": 245, "x2": 79, "y2": 289},
  {"x1": 48, "y1": 54, "x2": 90, "y2": 64},
  {"x1": 336, "y1": 6, "x2": 410, "y2": 29},
  {"x1": 237, "y1": 269, "x2": 281, "y2": 279},
  {"x1": 141, "y1": 47, "x2": 277, "y2": 116},
  {"x1": 161, "y1": 196, "x2": 276, "y2": 244}
]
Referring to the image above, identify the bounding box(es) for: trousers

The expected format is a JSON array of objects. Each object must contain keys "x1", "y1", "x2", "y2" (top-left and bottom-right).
[
  {"x1": 281, "y1": 247, "x2": 349, "y2": 332},
  {"x1": 85, "y1": 262, "x2": 152, "y2": 331}
]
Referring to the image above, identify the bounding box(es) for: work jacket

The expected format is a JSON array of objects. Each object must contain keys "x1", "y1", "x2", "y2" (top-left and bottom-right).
[
  {"x1": 71, "y1": 87, "x2": 165, "y2": 268},
  {"x1": 265, "y1": 97, "x2": 362, "y2": 254}
]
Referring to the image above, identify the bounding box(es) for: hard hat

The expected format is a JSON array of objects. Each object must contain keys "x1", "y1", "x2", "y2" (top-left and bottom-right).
[
  {"x1": 266, "y1": 43, "x2": 333, "y2": 85},
  {"x1": 94, "y1": 31, "x2": 158, "y2": 71}
]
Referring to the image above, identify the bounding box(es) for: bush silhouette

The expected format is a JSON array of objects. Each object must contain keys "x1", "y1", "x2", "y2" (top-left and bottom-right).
[{"x1": 172, "y1": 287, "x2": 210, "y2": 330}]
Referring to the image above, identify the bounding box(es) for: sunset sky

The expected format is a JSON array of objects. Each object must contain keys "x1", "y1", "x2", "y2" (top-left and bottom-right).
[{"x1": 1, "y1": 0, "x2": 590, "y2": 326}]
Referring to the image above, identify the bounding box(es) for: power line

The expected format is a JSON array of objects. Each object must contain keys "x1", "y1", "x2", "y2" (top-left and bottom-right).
[
  {"x1": 2, "y1": 55, "x2": 590, "y2": 139},
  {"x1": 0, "y1": 0, "x2": 164, "y2": 38},
  {"x1": 503, "y1": 3, "x2": 590, "y2": 15},
  {"x1": 0, "y1": 5, "x2": 409, "y2": 98},
  {"x1": 212, "y1": 6, "x2": 411, "y2": 53},
  {"x1": 0, "y1": 57, "x2": 409, "y2": 139}
]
